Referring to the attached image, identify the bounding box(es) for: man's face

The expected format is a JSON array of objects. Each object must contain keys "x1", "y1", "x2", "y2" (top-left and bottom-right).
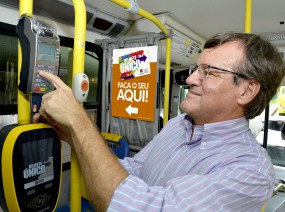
[{"x1": 180, "y1": 41, "x2": 248, "y2": 125}]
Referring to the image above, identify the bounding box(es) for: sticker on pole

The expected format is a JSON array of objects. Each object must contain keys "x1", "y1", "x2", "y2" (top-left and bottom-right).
[{"x1": 112, "y1": 46, "x2": 157, "y2": 121}]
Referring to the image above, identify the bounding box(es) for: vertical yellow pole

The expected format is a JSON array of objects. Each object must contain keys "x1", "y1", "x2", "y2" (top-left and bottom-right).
[
  {"x1": 70, "y1": 0, "x2": 86, "y2": 211},
  {"x1": 245, "y1": 1, "x2": 270, "y2": 211},
  {"x1": 18, "y1": 0, "x2": 32, "y2": 124},
  {"x1": 163, "y1": 37, "x2": 172, "y2": 126},
  {"x1": 244, "y1": 0, "x2": 252, "y2": 33}
]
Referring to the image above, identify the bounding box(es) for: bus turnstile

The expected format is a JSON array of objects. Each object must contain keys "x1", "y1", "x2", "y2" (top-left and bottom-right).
[{"x1": 0, "y1": 123, "x2": 61, "y2": 211}]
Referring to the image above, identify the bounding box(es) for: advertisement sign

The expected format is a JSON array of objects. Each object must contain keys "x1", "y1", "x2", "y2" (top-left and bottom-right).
[{"x1": 112, "y1": 46, "x2": 158, "y2": 121}]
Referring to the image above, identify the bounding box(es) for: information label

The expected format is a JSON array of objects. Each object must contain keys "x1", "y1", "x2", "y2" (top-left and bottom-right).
[{"x1": 112, "y1": 46, "x2": 158, "y2": 121}]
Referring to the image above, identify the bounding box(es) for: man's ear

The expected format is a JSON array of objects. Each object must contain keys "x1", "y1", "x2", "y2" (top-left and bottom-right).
[{"x1": 238, "y1": 81, "x2": 260, "y2": 106}]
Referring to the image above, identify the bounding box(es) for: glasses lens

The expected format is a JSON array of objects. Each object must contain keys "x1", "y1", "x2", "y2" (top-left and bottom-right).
[{"x1": 199, "y1": 65, "x2": 209, "y2": 78}]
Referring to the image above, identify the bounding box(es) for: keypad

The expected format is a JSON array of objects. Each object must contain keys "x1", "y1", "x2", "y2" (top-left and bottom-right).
[{"x1": 33, "y1": 64, "x2": 57, "y2": 93}]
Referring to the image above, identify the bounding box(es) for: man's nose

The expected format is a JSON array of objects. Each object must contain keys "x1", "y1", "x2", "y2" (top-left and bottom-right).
[{"x1": 186, "y1": 70, "x2": 201, "y2": 85}]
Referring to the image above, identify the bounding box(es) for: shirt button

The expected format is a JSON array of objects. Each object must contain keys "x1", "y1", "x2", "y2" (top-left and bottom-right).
[
  {"x1": 202, "y1": 142, "x2": 206, "y2": 147},
  {"x1": 183, "y1": 145, "x2": 188, "y2": 149},
  {"x1": 160, "y1": 173, "x2": 165, "y2": 179}
]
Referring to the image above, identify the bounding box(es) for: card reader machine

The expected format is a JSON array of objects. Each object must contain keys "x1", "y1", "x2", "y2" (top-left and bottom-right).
[
  {"x1": 0, "y1": 15, "x2": 62, "y2": 212},
  {"x1": 16, "y1": 14, "x2": 60, "y2": 94},
  {"x1": 16, "y1": 14, "x2": 60, "y2": 120}
]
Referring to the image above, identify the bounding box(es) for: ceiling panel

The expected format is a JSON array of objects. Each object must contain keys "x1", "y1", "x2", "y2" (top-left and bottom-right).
[{"x1": 84, "y1": 0, "x2": 285, "y2": 39}]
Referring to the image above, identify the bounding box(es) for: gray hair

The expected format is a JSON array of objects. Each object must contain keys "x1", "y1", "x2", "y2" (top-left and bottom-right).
[{"x1": 204, "y1": 32, "x2": 285, "y2": 119}]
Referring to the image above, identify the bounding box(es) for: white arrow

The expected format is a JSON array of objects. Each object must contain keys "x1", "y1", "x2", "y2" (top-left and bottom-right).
[{"x1": 126, "y1": 104, "x2": 138, "y2": 116}]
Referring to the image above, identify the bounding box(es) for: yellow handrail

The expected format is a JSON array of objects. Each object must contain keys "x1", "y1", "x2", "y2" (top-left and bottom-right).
[
  {"x1": 18, "y1": 0, "x2": 33, "y2": 124},
  {"x1": 110, "y1": 0, "x2": 169, "y2": 35},
  {"x1": 244, "y1": 1, "x2": 270, "y2": 212},
  {"x1": 18, "y1": 0, "x2": 86, "y2": 211},
  {"x1": 163, "y1": 37, "x2": 172, "y2": 126},
  {"x1": 70, "y1": 0, "x2": 86, "y2": 211},
  {"x1": 244, "y1": 0, "x2": 252, "y2": 33},
  {"x1": 109, "y1": 0, "x2": 172, "y2": 126}
]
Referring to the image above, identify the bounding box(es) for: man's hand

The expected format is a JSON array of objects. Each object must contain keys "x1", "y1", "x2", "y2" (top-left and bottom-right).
[
  {"x1": 35, "y1": 71, "x2": 128, "y2": 211},
  {"x1": 34, "y1": 71, "x2": 88, "y2": 143}
]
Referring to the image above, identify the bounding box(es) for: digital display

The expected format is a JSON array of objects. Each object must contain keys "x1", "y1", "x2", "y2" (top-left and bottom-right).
[
  {"x1": 22, "y1": 138, "x2": 54, "y2": 190},
  {"x1": 37, "y1": 43, "x2": 56, "y2": 62}
]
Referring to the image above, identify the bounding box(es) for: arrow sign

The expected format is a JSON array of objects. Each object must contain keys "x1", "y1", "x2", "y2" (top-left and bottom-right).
[
  {"x1": 112, "y1": 46, "x2": 157, "y2": 121},
  {"x1": 138, "y1": 54, "x2": 147, "y2": 62},
  {"x1": 126, "y1": 104, "x2": 138, "y2": 116}
]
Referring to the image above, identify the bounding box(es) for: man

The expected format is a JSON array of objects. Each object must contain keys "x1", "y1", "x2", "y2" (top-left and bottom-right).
[{"x1": 35, "y1": 32, "x2": 285, "y2": 211}]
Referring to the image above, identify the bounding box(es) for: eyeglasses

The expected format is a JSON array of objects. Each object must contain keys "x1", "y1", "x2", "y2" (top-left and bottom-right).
[{"x1": 190, "y1": 64, "x2": 247, "y2": 79}]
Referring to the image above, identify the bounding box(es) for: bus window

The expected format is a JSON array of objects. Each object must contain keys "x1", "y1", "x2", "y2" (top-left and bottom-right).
[
  {"x1": 84, "y1": 50, "x2": 100, "y2": 105},
  {"x1": 0, "y1": 24, "x2": 18, "y2": 115},
  {"x1": 57, "y1": 41, "x2": 102, "y2": 109},
  {"x1": 254, "y1": 85, "x2": 285, "y2": 167}
]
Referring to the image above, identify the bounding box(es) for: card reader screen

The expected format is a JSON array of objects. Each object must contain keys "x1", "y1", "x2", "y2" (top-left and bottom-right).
[
  {"x1": 22, "y1": 138, "x2": 54, "y2": 190},
  {"x1": 37, "y1": 43, "x2": 56, "y2": 62}
]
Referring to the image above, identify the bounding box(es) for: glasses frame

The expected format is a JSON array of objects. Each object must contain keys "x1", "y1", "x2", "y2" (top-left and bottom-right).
[{"x1": 191, "y1": 64, "x2": 247, "y2": 79}]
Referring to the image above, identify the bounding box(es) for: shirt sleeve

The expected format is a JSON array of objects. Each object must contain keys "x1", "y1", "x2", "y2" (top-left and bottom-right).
[{"x1": 107, "y1": 165, "x2": 273, "y2": 212}]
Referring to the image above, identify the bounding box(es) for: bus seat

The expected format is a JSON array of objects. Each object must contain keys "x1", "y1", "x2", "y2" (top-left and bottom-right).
[{"x1": 101, "y1": 132, "x2": 129, "y2": 159}]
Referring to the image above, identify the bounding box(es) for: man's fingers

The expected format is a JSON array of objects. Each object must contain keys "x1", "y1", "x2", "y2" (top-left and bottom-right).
[{"x1": 39, "y1": 71, "x2": 66, "y2": 89}]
